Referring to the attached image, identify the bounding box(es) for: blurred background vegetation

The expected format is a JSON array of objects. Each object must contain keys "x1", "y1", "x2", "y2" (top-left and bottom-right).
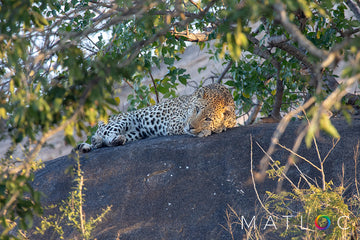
[{"x1": 0, "y1": 0, "x2": 359, "y2": 239}]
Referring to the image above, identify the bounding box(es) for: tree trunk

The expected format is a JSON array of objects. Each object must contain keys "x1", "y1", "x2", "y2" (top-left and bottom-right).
[{"x1": 271, "y1": 72, "x2": 284, "y2": 120}]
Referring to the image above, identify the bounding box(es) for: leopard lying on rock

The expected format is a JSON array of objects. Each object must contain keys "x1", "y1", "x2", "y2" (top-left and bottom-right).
[{"x1": 76, "y1": 83, "x2": 237, "y2": 153}]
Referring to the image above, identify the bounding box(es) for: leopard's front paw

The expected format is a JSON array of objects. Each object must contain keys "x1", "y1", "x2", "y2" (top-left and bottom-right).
[
  {"x1": 109, "y1": 135, "x2": 126, "y2": 146},
  {"x1": 197, "y1": 129, "x2": 212, "y2": 137},
  {"x1": 75, "y1": 143, "x2": 93, "y2": 153}
]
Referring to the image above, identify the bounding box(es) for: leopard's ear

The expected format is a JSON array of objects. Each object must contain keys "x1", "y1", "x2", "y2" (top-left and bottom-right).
[
  {"x1": 224, "y1": 105, "x2": 234, "y2": 114},
  {"x1": 223, "y1": 105, "x2": 237, "y2": 128},
  {"x1": 223, "y1": 105, "x2": 235, "y2": 120},
  {"x1": 195, "y1": 88, "x2": 207, "y2": 99}
]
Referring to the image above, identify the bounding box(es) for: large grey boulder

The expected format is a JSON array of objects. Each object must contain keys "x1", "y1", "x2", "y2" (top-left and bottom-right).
[{"x1": 31, "y1": 118, "x2": 360, "y2": 239}]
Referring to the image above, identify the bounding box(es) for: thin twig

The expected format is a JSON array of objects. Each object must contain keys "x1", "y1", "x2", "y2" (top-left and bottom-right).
[
  {"x1": 291, "y1": 161, "x2": 313, "y2": 188},
  {"x1": 289, "y1": 120, "x2": 308, "y2": 164},
  {"x1": 256, "y1": 97, "x2": 316, "y2": 181},
  {"x1": 303, "y1": 110, "x2": 328, "y2": 191},
  {"x1": 345, "y1": 0, "x2": 360, "y2": 22},
  {"x1": 217, "y1": 60, "x2": 233, "y2": 84},
  {"x1": 124, "y1": 79, "x2": 134, "y2": 89},
  {"x1": 149, "y1": 70, "x2": 159, "y2": 103},
  {"x1": 250, "y1": 135, "x2": 279, "y2": 218},
  {"x1": 354, "y1": 141, "x2": 360, "y2": 197},
  {"x1": 276, "y1": 143, "x2": 321, "y2": 172},
  {"x1": 312, "y1": 132, "x2": 322, "y2": 166},
  {"x1": 255, "y1": 140, "x2": 298, "y2": 190},
  {"x1": 220, "y1": 205, "x2": 237, "y2": 240},
  {"x1": 273, "y1": 3, "x2": 328, "y2": 60},
  {"x1": 79, "y1": 174, "x2": 85, "y2": 236},
  {"x1": 86, "y1": 35, "x2": 100, "y2": 50},
  {"x1": 189, "y1": 0, "x2": 204, "y2": 12},
  {"x1": 321, "y1": 138, "x2": 340, "y2": 164}
]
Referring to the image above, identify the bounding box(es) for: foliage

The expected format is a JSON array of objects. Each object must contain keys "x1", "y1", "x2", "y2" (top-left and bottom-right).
[
  {"x1": 224, "y1": 139, "x2": 360, "y2": 240},
  {"x1": 0, "y1": 0, "x2": 359, "y2": 238},
  {"x1": 0, "y1": 160, "x2": 43, "y2": 240},
  {"x1": 264, "y1": 182, "x2": 358, "y2": 239},
  {"x1": 219, "y1": 0, "x2": 360, "y2": 125},
  {"x1": 34, "y1": 155, "x2": 112, "y2": 240},
  {"x1": 0, "y1": 0, "x2": 358, "y2": 147},
  {"x1": 262, "y1": 139, "x2": 359, "y2": 239}
]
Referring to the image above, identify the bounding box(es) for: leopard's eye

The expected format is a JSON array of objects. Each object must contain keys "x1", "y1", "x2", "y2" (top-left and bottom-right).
[
  {"x1": 195, "y1": 106, "x2": 200, "y2": 114},
  {"x1": 205, "y1": 117, "x2": 212, "y2": 121}
]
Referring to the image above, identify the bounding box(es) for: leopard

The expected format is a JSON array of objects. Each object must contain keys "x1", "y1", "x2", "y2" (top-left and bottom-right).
[{"x1": 76, "y1": 83, "x2": 237, "y2": 153}]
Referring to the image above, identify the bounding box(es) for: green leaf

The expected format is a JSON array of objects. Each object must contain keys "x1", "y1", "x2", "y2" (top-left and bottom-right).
[
  {"x1": 32, "y1": 11, "x2": 49, "y2": 28},
  {"x1": 0, "y1": 107, "x2": 7, "y2": 119},
  {"x1": 178, "y1": 75, "x2": 187, "y2": 85},
  {"x1": 114, "y1": 97, "x2": 120, "y2": 105},
  {"x1": 319, "y1": 113, "x2": 340, "y2": 139},
  {"x1": 65, "y1": 123, "x2": 74, "y2": 137},
  {"x1": 305, "y1": 122, "x2": 317, "y2": 148},
  {"x1": 242, "y1": 92, "x2": 250, "y2": 98},
  {"x1": 164, "y1": 57, "x2": 175, "y2": 65}
]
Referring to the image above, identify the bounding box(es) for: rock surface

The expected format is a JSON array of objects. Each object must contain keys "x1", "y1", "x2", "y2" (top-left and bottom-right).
[{"x1": 31, "y1": 118, "x2": 360, "y2": 239}]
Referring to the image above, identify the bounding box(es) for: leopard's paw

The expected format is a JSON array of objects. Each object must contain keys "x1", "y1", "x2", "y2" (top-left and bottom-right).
[
  {"x1": 75, "y1": 143, "x2": 93, "y2": 153},
  {"x1": 109, "y1": 135, "x2": 126, "y2": 146}
]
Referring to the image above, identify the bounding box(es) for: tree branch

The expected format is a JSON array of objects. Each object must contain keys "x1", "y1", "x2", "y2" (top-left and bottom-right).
[
  {"x1": 273, "y1": 3, "x2": 328, "y2": 60},
  {"x1": 268, "y1": 36, "x2": 313, "y2": 69},
  {"x1": 271, "y1": 66, "x2": 284, "y2": 120},
  {"x1": 217, "y1": 60, "x2": 233, "y2": 84},
  {"x1": 247, "y1": 35, "x2": 283, "y2": 119},
  {"x1": 256, "y1": 72, "x2": 360, "y2": 181},
  {"x1": 169, "y1": 29, "x2": 212, "y2": 42},
  {"x1": 189, "y1": 0, "x2": 204, "y2": 12},
  {"x1": 149, "y1": 70, "x2": 159, "y2": 103},
  {"x1": 345, "y1": 0, "x2": 360, "y2": 22},
  {"x1": 255, "y1": 96, "x2": 316, "y2": 182},
  {"x1": 247, "y1": 35, "x2": 278, "y2": 67},
  {"x1": 150, "y1": 10, "x2": 199, "y2": 19}
]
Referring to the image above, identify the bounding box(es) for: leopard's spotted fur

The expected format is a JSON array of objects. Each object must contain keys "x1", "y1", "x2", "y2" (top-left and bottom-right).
[{"x1": 76, "y1": 83, "x2": 236, "y2": 153}]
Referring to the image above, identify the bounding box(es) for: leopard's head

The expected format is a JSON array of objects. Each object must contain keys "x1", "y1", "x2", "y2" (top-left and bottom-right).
[{"x1": 184, "y1": 84, "x2": 236, "y2": 137}]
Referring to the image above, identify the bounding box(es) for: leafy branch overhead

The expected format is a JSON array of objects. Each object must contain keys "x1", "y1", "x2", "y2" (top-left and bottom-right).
[{"x1": 1, "y1": 0, "x2": 360, "y2": 146}]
